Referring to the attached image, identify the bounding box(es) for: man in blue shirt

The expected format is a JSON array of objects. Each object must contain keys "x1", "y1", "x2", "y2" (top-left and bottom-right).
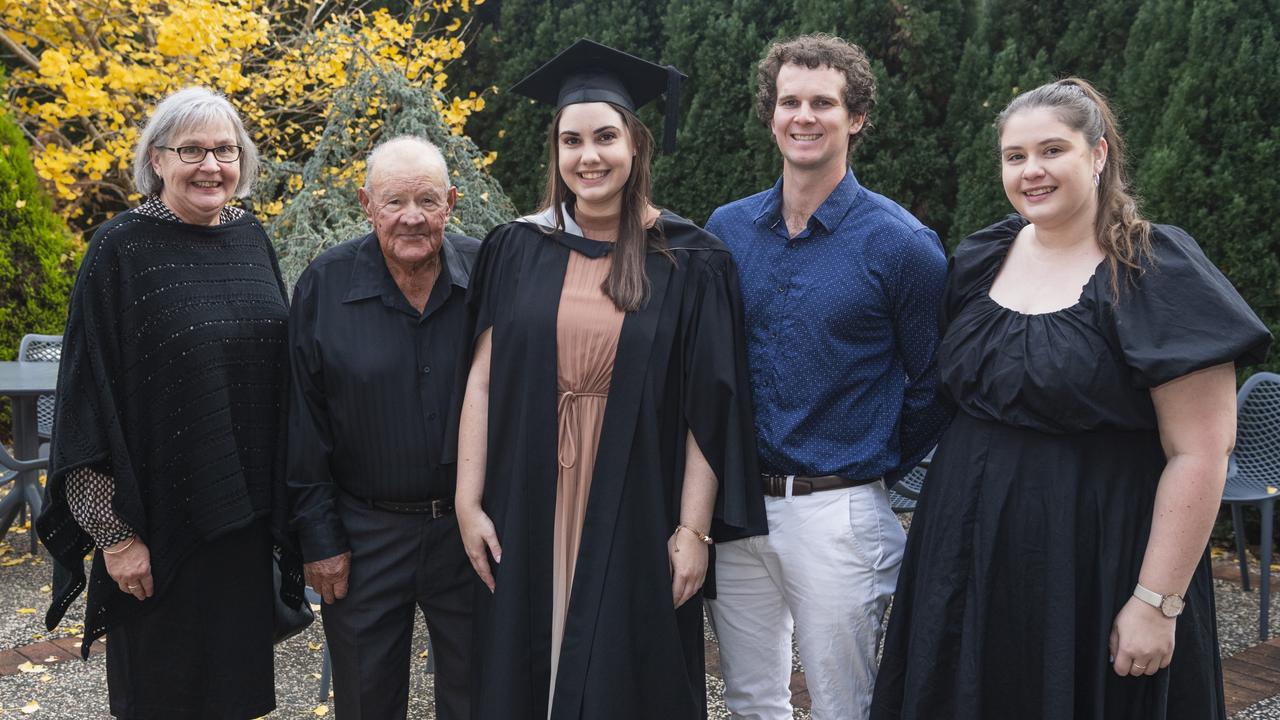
[{"x1": 704, "y1": 34, "x2": 949, "y2": 720}]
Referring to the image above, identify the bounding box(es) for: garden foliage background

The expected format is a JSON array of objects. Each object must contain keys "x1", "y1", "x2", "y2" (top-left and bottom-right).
[{"x1": 1, "y1": 0, "x2": 1278, "y2": 546}]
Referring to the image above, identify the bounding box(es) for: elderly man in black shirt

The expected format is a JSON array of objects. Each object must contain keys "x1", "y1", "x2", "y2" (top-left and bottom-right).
[{"x1": 287, "y1": 135, "x2": 479, "y2": 719}]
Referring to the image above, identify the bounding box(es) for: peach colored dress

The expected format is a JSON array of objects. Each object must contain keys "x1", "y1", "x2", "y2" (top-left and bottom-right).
[{"x1": 548, "y1": 212, "x2": 625, "y2": 707}]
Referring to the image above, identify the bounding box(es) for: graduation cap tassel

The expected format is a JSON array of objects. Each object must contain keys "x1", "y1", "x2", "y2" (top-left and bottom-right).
[{"x1": 662, "y1": 65, "x2": 682, "y2": 156}]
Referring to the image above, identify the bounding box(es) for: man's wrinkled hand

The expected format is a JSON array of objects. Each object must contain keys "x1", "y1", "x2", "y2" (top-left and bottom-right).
[{"x1": 304, "y1": 551, "x2": 352, "y2": 604}]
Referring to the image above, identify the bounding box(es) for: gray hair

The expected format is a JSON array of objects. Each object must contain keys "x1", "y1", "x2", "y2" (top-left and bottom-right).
[
  {"x1": 363, "y1": 135, "x2": 449, "y2": 191},
  {"x1": 132, "y1": 87, "x2": 260, "y2": 198}
]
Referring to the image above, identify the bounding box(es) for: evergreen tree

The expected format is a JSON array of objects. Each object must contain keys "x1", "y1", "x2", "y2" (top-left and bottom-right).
[
  {"x1": 1134, "y1": 0, "x2": 1280, "y2": 372},
  {"x1": 1116, "y1": 0, "x2": 1195, "y2": 163},
  {"x1": 654, "y1": 0, "x2": 782, "y2": 222},
  {"x1": 818, "y1": 0, "x2": 970, "y2": 235},
  {"x1": 0, "y1": 107, "x2": 78, "y2": 360}
]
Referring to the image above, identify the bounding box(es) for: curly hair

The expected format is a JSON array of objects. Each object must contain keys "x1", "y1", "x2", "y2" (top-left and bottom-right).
[{"x1": 755, "y1": 33, "x2": 876, "y2": 152}]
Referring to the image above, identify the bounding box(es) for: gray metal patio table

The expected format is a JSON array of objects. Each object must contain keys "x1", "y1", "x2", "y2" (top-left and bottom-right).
[{"x1": 0, "y1": 360, "x2": 59, "y2": 551}]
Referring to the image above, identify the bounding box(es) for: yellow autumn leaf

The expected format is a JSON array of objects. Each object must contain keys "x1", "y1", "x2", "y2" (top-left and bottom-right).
[
  {"x1": 17, "y1": 661, "x2": 46, "y2": 673},
  {"x1": 308, "y1": 642, "x2": 322, "y2": 651},
  {"x1": 314, "y1": 705, "x2": 330, "y2": 716},
  {"x1": 21, "y1": 699, "x2": 40, "y2": 713},
  {"x1": 16, "y1": 607, "x2": 37, "y2": 614}
]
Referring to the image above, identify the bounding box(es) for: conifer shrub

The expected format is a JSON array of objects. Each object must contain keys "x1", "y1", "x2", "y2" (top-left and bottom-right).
[{"x1": 0, "y1": 108, "x2": 78, "y2": 361}]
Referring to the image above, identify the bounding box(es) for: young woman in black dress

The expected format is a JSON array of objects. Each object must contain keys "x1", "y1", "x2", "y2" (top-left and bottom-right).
[{"x1": 871, "y1": 78, "x2": 1271, "y2": 720}]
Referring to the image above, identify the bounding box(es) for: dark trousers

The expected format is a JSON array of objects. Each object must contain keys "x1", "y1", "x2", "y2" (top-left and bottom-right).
[{"x1": 323, "y1": 493, "x2": 475, "y2": 720}]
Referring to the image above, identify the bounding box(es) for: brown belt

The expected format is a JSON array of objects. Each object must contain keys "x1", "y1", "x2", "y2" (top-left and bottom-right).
[{"x1": 761, "y1": 473, "x2": 881, "y2": 497}]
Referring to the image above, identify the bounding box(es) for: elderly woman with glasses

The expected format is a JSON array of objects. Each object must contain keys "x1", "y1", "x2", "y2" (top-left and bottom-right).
[{"x1": 38, "y1": 86, "x2": 302, "y2": 719}]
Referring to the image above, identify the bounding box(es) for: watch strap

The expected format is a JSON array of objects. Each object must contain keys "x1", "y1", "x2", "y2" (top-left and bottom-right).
[{"x1": 1132, "y1": 582, "x2": 1164, "y2": 609}]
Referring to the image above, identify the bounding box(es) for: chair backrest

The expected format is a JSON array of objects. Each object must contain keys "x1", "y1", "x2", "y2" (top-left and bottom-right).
[
  {"x1": 894, "y1": 462, "x2": 929, "y2": 501},
  {"x1": 18, "y1": 334, "x2": 61, "y2": 438},
  {"x1": 1233, "y1": 372, "x2": 1280, "y2": 487},
  {"x1": 18, "y1": 334, "x2": 62, "y2": 364}
]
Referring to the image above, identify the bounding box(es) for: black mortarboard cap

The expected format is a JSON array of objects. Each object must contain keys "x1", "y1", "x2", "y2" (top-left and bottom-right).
[{"x1": 509, "y1": 38, "x2": 686, "y2": 154}]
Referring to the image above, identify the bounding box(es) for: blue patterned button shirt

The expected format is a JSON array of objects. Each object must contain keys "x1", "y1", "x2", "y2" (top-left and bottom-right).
[{"x1": 707, "y1": 169, "x2": 950, "y2": 481}]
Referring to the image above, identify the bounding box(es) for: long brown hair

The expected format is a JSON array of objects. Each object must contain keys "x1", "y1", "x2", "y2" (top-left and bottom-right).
[
  {"x1": 539, "y1": 102, "x2": 662, "y2": 312},
  {"x1": 996, "y1": 77, "x2": 1153, "y2": 299}
]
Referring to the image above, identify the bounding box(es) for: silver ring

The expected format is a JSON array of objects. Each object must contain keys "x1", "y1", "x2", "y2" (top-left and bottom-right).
[{"x1": 126, "y1": 584, "x2": 138, "y2": 589}]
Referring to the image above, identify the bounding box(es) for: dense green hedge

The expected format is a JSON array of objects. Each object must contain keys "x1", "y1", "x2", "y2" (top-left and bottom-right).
[
  {"x1": 460, "y1": 0, "x2": 1279, "y2": 376},
  {"x1": 0, "y1": 108, "x2": 77, "y2": 361}
]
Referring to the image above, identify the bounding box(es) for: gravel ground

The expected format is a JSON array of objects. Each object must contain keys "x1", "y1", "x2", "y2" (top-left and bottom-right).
[{"x1": 0, "y1": 508, "x2": 1274, "y2": 719}]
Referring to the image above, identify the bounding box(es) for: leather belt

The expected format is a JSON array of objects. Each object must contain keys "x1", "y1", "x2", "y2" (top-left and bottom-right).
[
  {"x1": 342, "y1": 490, "x2": 454, "y2": 518},
  {"x1": 761, "y1": 473, "x2": 880, "y2": 497}
]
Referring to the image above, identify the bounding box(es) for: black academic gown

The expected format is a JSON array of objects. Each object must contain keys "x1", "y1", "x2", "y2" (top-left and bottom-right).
[{"x1": 466, "y1": 209, "x2": 766, "y2": 720}]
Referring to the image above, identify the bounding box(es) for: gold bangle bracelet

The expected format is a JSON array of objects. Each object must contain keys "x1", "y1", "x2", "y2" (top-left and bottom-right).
[
  {"x1": 102, "y1": 536, "x2": 136, "y2": 555},
  {"x1": 675, "y1": 524, "x2": 713, "y2": 545}
]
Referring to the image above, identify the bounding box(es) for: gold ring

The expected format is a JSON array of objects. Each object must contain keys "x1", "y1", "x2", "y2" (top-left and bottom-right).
[{"x1": 1133, "y1": 663, "x2": 1147, "y2": 671}]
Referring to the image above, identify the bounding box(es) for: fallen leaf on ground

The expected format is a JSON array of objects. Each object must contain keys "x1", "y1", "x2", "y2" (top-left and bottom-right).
[
  {"x1": 313, "y1": 705, "x2": 330, "y2": 716},
  {"x1": 17, "y1": 661, "x2": 46, "y2": 673},
  {"x1": 20, "y1": 699, "x2": 40, "y2": 713},
  {"x1": 39, "y1": 585, "x2": 50, "y2": 593},
  {"x1": 308, "y1": 641, "x2": 322, "y2": 651},
  {"x1": 16, "y1": 608, "x2": 37, "y2": 615},
  {"x1": 42, "y1": 656, "x2": 58, "y2": 663},
  {"x1": 40, "y1": 674, "x2": 51, "y2": 682}
]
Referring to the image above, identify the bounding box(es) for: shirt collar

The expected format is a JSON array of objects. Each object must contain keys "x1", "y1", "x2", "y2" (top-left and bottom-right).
[
  {"x1": 752, "y1": 168, "x2": 863, "y2": 234},
  {"x1": 343, "y1": 232, "x2": 466, "y2": 304}
]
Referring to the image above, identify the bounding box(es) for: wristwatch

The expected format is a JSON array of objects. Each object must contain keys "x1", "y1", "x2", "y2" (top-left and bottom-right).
[{"x1": 1133, "y1": 582, "x2": 1185, "y2": 618}]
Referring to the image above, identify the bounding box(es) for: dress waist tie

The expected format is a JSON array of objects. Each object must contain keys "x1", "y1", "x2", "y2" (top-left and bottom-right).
[{"x1": 557, "y1": 390, "x2": 608, "y2": 469}]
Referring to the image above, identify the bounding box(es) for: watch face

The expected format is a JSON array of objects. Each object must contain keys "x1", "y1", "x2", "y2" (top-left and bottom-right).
[{"x1": 1161, "y1": 594, "x2": 1185, "y2": 617}]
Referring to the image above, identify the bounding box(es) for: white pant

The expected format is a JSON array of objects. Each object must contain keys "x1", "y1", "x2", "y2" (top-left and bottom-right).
[{"x1": 706, "y1": 480, "x2": 906, "y2": 720}]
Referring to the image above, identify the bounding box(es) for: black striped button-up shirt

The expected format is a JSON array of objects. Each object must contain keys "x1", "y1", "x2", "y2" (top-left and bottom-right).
[{"x1": 286, "y1": 232, "x2": 478, "y2": 562}]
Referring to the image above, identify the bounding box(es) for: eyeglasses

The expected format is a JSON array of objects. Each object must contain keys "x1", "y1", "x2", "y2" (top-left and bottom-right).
[{"x1": 156, "y1": 145, "x2": 242, "y2": 164}]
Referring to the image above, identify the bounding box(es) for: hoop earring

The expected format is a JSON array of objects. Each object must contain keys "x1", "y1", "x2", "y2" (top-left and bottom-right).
[{"x1": 1093, "y1": 173, "x2": 1100, "y2": 187}]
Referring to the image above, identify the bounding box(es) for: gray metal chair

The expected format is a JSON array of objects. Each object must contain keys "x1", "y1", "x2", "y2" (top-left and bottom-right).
[
  {"x1": 17, "y1": 334, "x2": 61, "y2": 449},
  {"x1": 0, "y1": 443, "x2": 49, "y2": 551},
  {"x1": 1223, "y1": 371, "x2": 1280, "y2": 641},
  {"x1": 889, "y1": 449, "x2": 933, "y2": 513}
]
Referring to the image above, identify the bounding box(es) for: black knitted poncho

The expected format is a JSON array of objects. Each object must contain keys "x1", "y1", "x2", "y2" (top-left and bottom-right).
[{"x1": 37, "y1": 209, "x2": 304, "y2": 656}]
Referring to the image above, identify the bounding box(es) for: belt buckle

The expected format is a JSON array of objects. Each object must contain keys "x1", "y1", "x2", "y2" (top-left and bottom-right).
[
  {"x1": 431, "y1": 499, "x2": 446, "y2": 519},
  {"x1": 764, "y1": 474, "x2": 783, "y2": 496}
]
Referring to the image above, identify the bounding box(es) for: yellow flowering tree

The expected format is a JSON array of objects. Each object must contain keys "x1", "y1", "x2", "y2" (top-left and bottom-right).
[{"x1": 0, "y1": 0, "x2": 492, "y2": 230}]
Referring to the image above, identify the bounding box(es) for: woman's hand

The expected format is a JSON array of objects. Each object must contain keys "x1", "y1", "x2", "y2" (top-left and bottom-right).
[
  {"x1": 1109, "y1": 595, "x2": 1175, "y2": 677},
  {"x1": 667, "y1": 528, "x2": 708, "y2": 609},
  {"x1": 457, "y1": 504, "x2": 501, "y2": 593},
  {"x1": 103, "y1": 536, "x2": 153, "y2": 601}
]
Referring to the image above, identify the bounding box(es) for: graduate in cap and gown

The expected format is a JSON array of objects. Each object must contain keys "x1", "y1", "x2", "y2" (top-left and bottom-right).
[{"x1": 454, "y1": 39, "x2": 768, "y2": 720}]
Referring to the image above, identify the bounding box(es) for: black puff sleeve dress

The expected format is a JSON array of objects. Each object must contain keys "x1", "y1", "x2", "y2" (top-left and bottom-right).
[{"x1": 871, "y1": 215, "x2": 1272, "y2": 720}]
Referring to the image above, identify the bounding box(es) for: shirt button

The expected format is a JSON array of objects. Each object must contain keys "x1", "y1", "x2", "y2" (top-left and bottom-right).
[
  {"x1": 422, "y1": 365, "x2": 431, "y2": 374},
  {"x1": 777, "y1": 285, "x2": 785, "y2": 293}
]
